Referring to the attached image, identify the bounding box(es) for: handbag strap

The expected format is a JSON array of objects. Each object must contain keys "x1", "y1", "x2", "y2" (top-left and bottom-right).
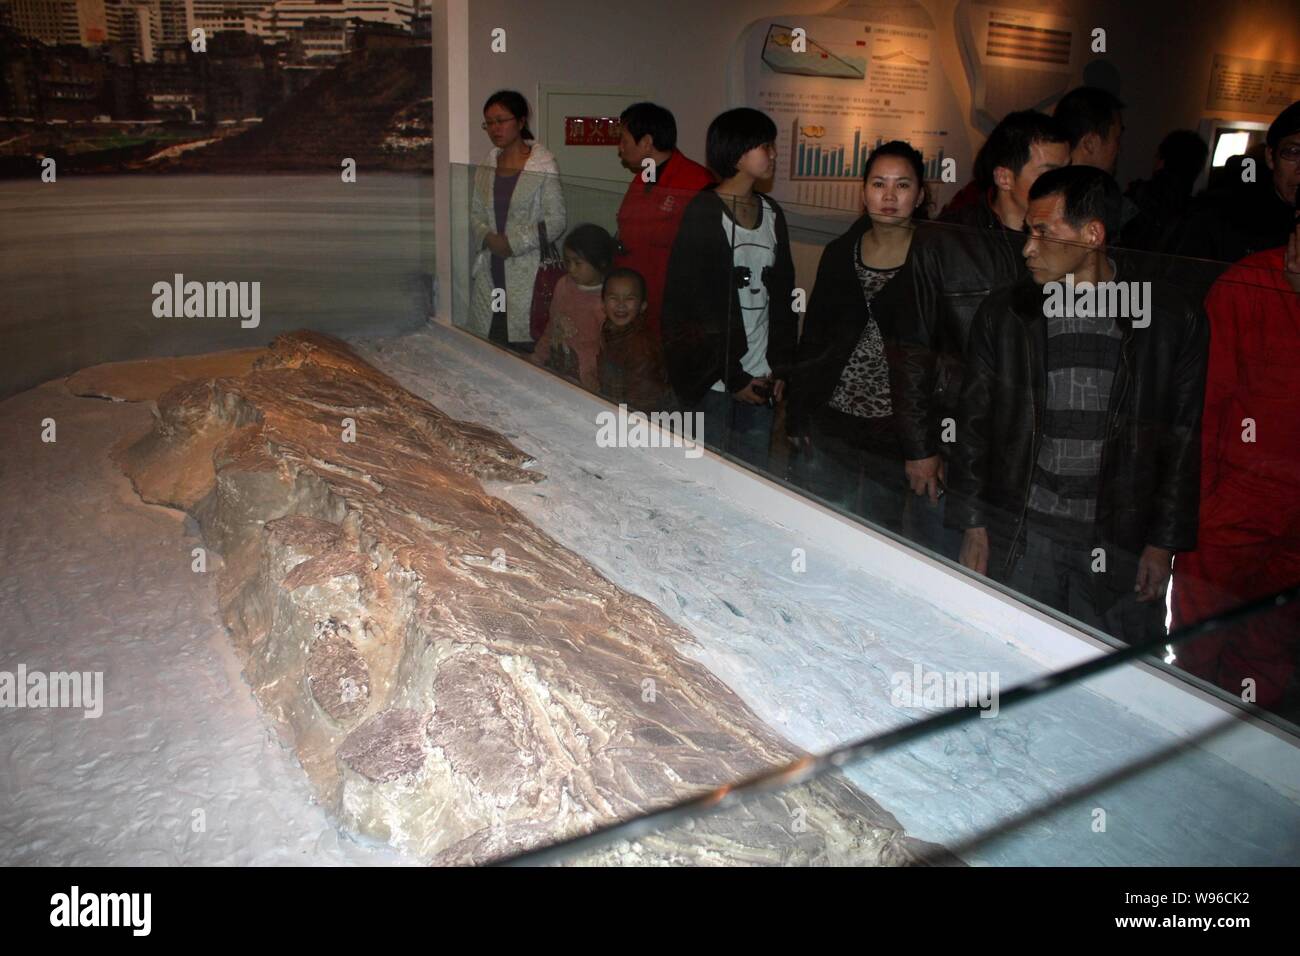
[{"x1": 537, "y1": 221, "x2": 561, "y2": 263}]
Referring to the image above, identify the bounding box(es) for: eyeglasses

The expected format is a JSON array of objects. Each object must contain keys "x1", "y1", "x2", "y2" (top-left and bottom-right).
[
  {"x1": 481, "y1": 117, "x2": 517, "y2": 129},
  {"x1": 1277, "y1": 144, "x2": 1300, "y2": 163}
]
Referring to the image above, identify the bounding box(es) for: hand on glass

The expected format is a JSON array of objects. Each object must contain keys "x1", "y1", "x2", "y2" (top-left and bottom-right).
[
  {"x1": 1135, "y1": 545, "x2": 1173, "y2": 602},
  {"x1": 484, "y1": 233, "x2": 512, "y2": 258},
  {"x1": 905, "y1": 455, "x2": 945, "y2": 502},
  {"x1": 960, "y1": 527, "x2": 989, "y2": 576}
]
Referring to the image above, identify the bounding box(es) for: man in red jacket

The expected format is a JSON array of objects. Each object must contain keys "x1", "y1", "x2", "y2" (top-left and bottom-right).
[
  {"x1": 1172, "y1": 218, "x2": 1300, "y2": 715},
  {"x1": 614, "y1": 102, "x2": 715, "y2": 341}
]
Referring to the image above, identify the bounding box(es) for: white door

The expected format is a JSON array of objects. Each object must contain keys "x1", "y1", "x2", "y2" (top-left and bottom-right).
[{"x1": 537, "y1": 86, "x2": 651, "y2": 189}]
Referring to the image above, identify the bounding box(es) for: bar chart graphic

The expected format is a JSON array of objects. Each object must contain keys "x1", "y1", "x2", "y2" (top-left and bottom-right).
[{"x1": 789, "y1": 118, "x2": 947, "y2": 182}]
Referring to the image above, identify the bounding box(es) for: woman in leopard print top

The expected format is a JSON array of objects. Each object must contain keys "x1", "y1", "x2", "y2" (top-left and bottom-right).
[{"x1": 787, "y1": 141, "x2": 929, "y2": 532}]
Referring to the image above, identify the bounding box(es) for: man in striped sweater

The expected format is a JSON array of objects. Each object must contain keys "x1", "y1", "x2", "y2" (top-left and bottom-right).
[{"x1": 949, "y1": 166, "x2": 1208, "y2": 644}]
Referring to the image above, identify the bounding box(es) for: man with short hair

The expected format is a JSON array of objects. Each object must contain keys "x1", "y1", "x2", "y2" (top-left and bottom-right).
[
  {"x1": 1174, "y1": 100, "x2": 1300, "y2": 265},
  {"x1": 613, "y1": 102, "x2": 714, "y2": 341},
  {"x1": 891, "y1": 110, "x2": 1070, "y2": 555},
  {"x1": 938, "y1": 87, "x2": 1123, "y2": 220},
  {"x1": 948, "y1": 166, "x2": 1208, "y2": 644},
  {"x1": 1053, "y1": 86, "x2": 1125, "y2": 176},
  {"x1": 1121, "y1": 129, "x2": 1209, "y2": 250}
]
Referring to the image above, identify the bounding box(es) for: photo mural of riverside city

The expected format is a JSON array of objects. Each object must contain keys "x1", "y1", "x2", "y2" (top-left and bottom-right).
[{"x1": 1, "y1": 0, "x2": 1300, "y2": 887}]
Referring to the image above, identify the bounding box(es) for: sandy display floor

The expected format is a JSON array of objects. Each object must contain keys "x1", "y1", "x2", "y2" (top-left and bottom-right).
[{"x1": 0, "y1": 376, "x2": 404, "y2": 865}]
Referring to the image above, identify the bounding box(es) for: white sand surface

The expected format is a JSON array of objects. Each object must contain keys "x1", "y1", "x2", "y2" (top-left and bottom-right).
[
  {"x1": 0, "y1": 380, "x2": 405, "y2": 865},
  {"x1": 354, "y1": 325, "x2": 1300, "y2": 866}
]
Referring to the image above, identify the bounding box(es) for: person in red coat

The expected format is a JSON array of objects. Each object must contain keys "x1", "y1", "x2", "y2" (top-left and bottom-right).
[
  {"x1": 614, "y1": 102, "x2": 715, "y2": 341},
  {"x1": 1172, "y1": 222, "x2": 1300, "y2": 716}
]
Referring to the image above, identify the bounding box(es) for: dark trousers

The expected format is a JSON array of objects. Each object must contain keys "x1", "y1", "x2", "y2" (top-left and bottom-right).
[
  {"x1": 691, "y1": 389, "x2": 775, "y2": 472},
  {"x1": 788, "y1": 407, "x2": 906, "y2": 533},
  {"x1": 488, "y1": 312, "x2": 534, "y2": 354},
  {"x1": 1006, "y1": 526, "x2": 1167, "y2": 645},
  {"x1": 902, "y1": 489, "x2": 963, "y2": 561}
]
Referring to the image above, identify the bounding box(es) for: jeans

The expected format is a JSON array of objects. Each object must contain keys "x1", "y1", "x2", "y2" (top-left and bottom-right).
[
  {"x1": 1005, "y1": 526, "x2": 1167, "y2": 645},
  {"x1": 788, "y1": 407, "x2": 906, "y2": 533},
  {"x1": 692, "y1": 389, "x2": 775, "y2": 472},
  {"x1": 901, "y1": 491, "x2": 963, "y2": 561}
]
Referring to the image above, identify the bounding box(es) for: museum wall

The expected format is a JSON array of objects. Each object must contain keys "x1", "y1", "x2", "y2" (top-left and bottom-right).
[
  {"x1": 454, "y1": 0, "x2": 1300, "y2": 186},
  {"x1": 425, "y1": 0, "x2": 1300, "y2": 320}
]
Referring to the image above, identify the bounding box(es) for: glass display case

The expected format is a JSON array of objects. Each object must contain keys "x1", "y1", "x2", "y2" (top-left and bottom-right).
[{"x1": 438, "y1": 159, "x2": 1300, "y2": 865}]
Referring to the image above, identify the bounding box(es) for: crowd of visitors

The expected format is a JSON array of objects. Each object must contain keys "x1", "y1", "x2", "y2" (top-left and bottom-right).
[{"x1": 463, "y1": 85, "x2": 1300, "y2": 719}]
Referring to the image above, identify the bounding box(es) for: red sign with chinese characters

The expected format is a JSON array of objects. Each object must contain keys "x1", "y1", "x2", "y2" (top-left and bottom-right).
[{"x1": 564, "y1": 116, "x2": 623, "y2": 146}]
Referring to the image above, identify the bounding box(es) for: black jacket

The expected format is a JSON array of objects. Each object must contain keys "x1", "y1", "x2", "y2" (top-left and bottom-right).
[
  {"x1": 890, "y1": 197, "x2": 1028, "y2": 460},
  {"x1": 1157, "y1": 177, "x2": 1298, "y2": 308},
  {"x1": 661, "y1": 189, "x2": 798, "y2": 406},
  {"x1": 947, "y1": 271, "x2": 1209, "y2": 580},
  {"x1": 1120, "y1": 172, "x2": 1196, "y2": 252},
  {"x1": 1170, "y1": 177, "x2": 1296, "y2": 265},
  {"x1": 787, "y1": 213, "x2": 909, "y2": 435}
]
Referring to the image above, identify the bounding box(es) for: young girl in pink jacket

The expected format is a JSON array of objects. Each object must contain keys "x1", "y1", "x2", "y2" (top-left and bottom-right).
[{"x1": 532, "y1": 224, "x2": 616, "y2": 392}]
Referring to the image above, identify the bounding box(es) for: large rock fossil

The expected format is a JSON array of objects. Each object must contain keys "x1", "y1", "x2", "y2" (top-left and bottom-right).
[{"x1": 114, "y1": 331, "x2": 955, "y2": 866}]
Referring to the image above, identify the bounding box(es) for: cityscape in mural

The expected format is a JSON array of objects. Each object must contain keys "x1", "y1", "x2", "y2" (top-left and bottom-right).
[{"x1": 0, "y1": 0, "x2": 432, "y2": 173}]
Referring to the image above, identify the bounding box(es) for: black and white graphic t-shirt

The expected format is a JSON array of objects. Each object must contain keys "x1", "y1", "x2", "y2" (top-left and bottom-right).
[
  {"x1": 712, "y1": 194, "x2": 777, "y2": 392},
  {"x1": 827, "y1": 246, "x2": 899, "y2": 419}
]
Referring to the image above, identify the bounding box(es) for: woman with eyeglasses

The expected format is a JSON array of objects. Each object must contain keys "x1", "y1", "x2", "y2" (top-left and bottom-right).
[
  {"x1": 661, "y1": 107, "x2": 797, "y2": 471},
  {"x1": 785, "y1": 141, "x2": 930, "y2": 533},
  {"x1": 468, "y1": 89, "x2": 566, "y2": 350}
]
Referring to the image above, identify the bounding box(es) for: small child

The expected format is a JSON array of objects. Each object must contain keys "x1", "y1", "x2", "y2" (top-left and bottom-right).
[
  {"x1": 532, "y1": 224, "x2": 614, "y2": 392},
  {"x1": 597, "y1": 267, "x2": 671, "y2": 413}
]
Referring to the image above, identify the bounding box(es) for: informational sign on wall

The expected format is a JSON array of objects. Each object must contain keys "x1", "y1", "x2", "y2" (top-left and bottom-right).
[
  {"x1": 538, "y1": 87, "x2": 649, "y2": 187},
  {"x1": 956, "y1": 1, "x2": 1078, "y2": 135},
  {"x1": 1206, "y1": 53, "x2": 1300, "y2": 116},
  {"x1": 564, "y1": 116, "x2": 623, "y2": 147},
  {"x1": 738, "y1": 13, "x2": 962, "y2": 213}
]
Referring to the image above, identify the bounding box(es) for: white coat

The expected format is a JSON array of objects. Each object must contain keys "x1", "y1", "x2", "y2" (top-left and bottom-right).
[{"x1": 468, "y1": 141, "x2": 566, "y2": 341}]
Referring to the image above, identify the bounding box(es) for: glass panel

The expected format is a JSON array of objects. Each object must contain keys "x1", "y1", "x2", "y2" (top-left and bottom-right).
[
  {"x1": 0, "y1": 171, "x2": 431, "y2": 399},
  {"x1": 445, "y1": 158, "x2": 1299, "y2": 733},
  {"x1": 435, "y1": 158, "x2": 1298, "y2": 865},
  {"x1": 497, "y1": 590, "x2": 1299, "y2": 867}
]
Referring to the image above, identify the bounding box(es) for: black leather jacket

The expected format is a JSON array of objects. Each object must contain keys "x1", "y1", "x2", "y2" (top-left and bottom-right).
[
  {"x1": 787, "y1": 213, "x2": 910, "y2": 435},
  {"x1": 890, "y1": 198, "x2": 1028, "y2": 461},
  {"x1": 947, "y1": 271, "x2": 1209, "y2": 580}
]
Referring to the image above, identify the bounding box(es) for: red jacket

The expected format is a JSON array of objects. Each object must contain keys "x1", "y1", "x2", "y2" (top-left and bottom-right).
[
  {"x1": 1171, "y1": 246, "x2": 1300, "y2": 708},
  {"x1": 1200, "y1": 246, "x2": 1300, "y2": 493},
  {"x1": 614, "y1": 150, "x2": 714, "y2": 340}
]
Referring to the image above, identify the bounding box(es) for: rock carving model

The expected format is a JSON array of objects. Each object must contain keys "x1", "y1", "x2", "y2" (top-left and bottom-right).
[{"x1": 115, "y1": 331, "x2": 955, "y2": 866}]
